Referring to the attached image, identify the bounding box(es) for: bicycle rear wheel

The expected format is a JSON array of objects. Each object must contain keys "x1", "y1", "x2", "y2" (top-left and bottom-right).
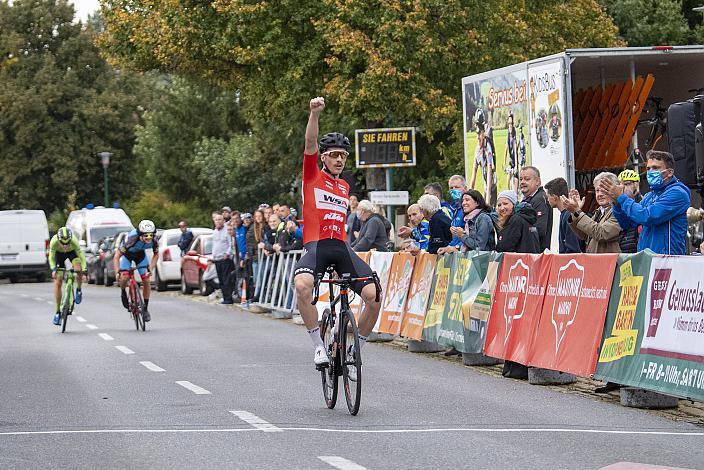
[
  {"x1": 134, "y1": 284, "x2": 146, "y2": 331},
  {"x1": 319, "y1": 308, "x2": 338, "y2": 409},
  {"x1": 340, "y1": 309, "x2": 362, "y2": 415}
]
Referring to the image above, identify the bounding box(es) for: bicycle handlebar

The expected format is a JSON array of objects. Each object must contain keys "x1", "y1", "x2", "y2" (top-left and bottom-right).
[{"x1": 311, "y1": 272, "x2": 382, "y2": 305}]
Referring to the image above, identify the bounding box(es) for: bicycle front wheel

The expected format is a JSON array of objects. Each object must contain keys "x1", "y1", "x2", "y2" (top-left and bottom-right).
[
  {"x1": 61, "y1": 296, "x2": 70, "y2": 333},
  {"x1": 134, "y1": 285, "x2": 146, "y2": 331},
  {"x1": 319, "y1": 308, "x2": 338, "y2": 409},
  {"x1": 340, "y1": 309, "x2": 362, "y2": 416}
]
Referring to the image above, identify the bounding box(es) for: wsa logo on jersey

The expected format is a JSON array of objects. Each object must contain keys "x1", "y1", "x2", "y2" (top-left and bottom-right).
[{"x1": 314, "y1": 188, "x2": 349, "y2": 214}]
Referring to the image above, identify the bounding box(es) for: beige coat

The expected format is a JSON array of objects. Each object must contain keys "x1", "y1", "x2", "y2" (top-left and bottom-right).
[{"x1": 569, "y1": 206, "x2": 621, "y2": 253}]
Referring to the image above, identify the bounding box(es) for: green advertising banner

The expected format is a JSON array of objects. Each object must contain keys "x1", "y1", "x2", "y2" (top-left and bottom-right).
[
  {"x1": 595, "y1": 251, "x2": 704, "y2": 401},
  {"x1": 463, "y1": 251, "x2": 503, "y2": 353},
  {"x1": 422, "y1": 254, "x2": 454, "y2": 343}
]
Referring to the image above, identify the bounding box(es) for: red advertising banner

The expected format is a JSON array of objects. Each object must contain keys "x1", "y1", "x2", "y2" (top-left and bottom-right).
[
  {"x1": 378, "y1": 253, "x2": 416, "y2": 335},
  {"x1": 484, "y1": 253, "x2": 551, "y2": 364},
  {"x1": 529, "y1": 254, "x2": 618, "y2": 376},
  {"x1": 399, "y1": 253, "x2": 437, "y2": 340}
]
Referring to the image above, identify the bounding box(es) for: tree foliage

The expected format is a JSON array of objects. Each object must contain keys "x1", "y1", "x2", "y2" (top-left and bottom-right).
[
  {"x1": 0, "y1": 0, "x2": 152, "y2": 213},
  {"x1": 98, "y1": 0, "x2": 621, "y2": 209},
  {"x1": 600, "y1": 0, "x2": 692, "y2": 46}
]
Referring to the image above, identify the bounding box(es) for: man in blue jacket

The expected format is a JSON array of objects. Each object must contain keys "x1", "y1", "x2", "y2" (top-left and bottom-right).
[{"x1": 599, "y1": 150, "x2": 690, "y2": 255}]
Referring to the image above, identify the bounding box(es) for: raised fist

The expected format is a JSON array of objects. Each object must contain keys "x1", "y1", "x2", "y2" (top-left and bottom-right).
[{"x1": 310, "y1": 96, "x2": 325, "y2": 113}]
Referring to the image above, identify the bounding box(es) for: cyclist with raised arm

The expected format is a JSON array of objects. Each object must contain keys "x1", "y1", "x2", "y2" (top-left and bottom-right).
[
  {"x1": 294, "y1": 97, "x2": 381, "y2": 368},
  {"x1": 114, "y1": 220, "x2": 158, "y2": 322},
  {"x1": 48, "y1": 227, "x2": 87, "y2": 326}
]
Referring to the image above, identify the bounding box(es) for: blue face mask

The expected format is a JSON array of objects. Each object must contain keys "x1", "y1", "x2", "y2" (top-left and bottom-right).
[
  {"x1": 449, "y1": 189, "x2": 463, "y2": 201},
  {"x1": 646, "y1": 170, "x2": 664, "y2": 190}
]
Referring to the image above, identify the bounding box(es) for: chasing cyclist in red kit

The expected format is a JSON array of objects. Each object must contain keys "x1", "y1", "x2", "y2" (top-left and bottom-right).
[{"x1": 293, "y1": 97, "x2": 382, "y2": 367}]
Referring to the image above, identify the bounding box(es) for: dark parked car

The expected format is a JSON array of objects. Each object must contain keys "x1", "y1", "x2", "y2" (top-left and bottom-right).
[
  {"x1": 102, "y1": 231, "x2": 129, "y2": 287},
  {"x1": 180, "y1": 234, "x2": 218, "y2": 296},
  {"x1": 86, "y1": 236, "x2": 113, "y2": 285}
]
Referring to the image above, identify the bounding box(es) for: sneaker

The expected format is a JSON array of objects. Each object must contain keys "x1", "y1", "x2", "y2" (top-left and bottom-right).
[
  {"x1": 220, "y1": 299, "x2": 234, "y2": 305},
  {"x1": 314, "y1": 345, "x2": 329, "y2": 367},
  {"x1": 345, "y1": 345, "x2": 357, "y2": 382},
  {"x1": 443, "y1": 347, "x2": 461, "y2": 357},
  {"x1": 52, "y1": 313, "x2": 61, "y2": 326},
  {"x1": 142, "y1": 308, "x2": 151, "y2": 322},
  {"x1": 595, "y1": 382, "x2": 621, "y2": 394},
  {"x1": 75, "y1": 289, "x2": 82, "y2": 305},
  {"x1": 121, "y1": 290, "x2": 129, "y2": 309}
]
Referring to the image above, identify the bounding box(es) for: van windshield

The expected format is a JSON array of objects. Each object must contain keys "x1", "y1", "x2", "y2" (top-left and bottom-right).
[{"x1": 90, "y1": 226, "x2": 133, "y2": 242}]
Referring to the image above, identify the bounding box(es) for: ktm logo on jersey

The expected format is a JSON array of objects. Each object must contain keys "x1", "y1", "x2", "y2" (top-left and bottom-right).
[{"x1": 323, "y1": 213, "x2": 344, "y2": 222}]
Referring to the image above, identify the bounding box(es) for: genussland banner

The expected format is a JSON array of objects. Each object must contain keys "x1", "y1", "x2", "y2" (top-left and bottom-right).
[
  {"x1": 597, "y1": 253, "x2": 704, "y2": 401},
  {"x1": 423, "y1": 254, "x2": 454, "y2": 343},
  {"x1": 529, "y1": 253, "x2": 617, "y2": 376},
  {"x1": 464, "y1": 252, "x2": 503, "y2": 353},
  {"x1": 378, "y1": 252, "x2": 416, "y2": 335},
  {"x1": 399, "y1": 253, "x2": 437, "y2": 340},
  {"x1": 484, "y1": 253, "x2": 551, "y2": 364}
]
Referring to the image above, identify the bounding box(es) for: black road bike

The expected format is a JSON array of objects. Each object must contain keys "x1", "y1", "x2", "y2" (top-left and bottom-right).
[{"x1": 312, "y1": 266, "x2": 381, "y2": 416}]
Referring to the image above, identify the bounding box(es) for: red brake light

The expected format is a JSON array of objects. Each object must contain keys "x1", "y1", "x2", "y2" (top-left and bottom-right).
[
  {"x1": 652, "y1": 46, "x2": 673, "y2": 51},
  {"x1": 162, "y1": 248, "x2": 171, "y2": 262},
  {"x1": 45, "y1": 239, "x2": 49, "y2": 254}
]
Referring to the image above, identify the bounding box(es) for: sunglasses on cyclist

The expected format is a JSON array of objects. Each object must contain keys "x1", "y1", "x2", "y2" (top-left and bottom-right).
[
  {"x1": 141, "y1": 233, "x2": 154, "y2": 240},
  {"x1": 322, "y1": 150, "x2": 349, "y2": 159}
]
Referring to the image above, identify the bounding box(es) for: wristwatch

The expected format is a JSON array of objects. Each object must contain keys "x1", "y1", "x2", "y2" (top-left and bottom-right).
[{"x1": 573, "y1": 210, "x2": 582, "y2": 218}]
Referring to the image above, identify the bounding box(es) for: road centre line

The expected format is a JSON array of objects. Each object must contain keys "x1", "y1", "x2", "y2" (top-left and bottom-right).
[
  {"x1": 115, "y1": 346, "x2": 135, "y2": 355},
  {"x1": 75, "y1": 316, "x2": 87, "y2": 322},
  {"x1": 175, "y1": 381, "x2": 211, "y2": 395},
  {"x1": 1, "y1": 427, "x2": 703, "y2": 437},
  {"x1": 34, "y1": 297, "x2": 43, "y2": 301},
  {"x1": 140, "y1": 361, "x2": 165, "y2": 372},
  {"x1": 229, "y1": 410, "x2": 282, "y2": 432},
  {"x1": 46, "y1": 301, "x2": 53, "y2": 305},
  {"x1": 20, "y1": 294, "x2": 28, "y2": 298},
  {"x1": 318, "y1": 456, "x2": 368, "y2": 470},
  {"x1": 86, "y1": 324, "x2": 98, "y2": 330},
  {"x1": 98, "y1": 333, "x2": 114, "y2": 341}
]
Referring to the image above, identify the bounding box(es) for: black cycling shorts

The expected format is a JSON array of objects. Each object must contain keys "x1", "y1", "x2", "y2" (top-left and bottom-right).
[
  {"x1": 294, "y1": 239, "x2": 374, "y2": 294},
  {"x1": 54, "y1": 252, "x2": 79, "y2": 269}
]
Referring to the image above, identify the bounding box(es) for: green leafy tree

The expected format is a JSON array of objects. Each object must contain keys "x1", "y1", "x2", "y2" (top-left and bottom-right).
[
  {"x1": 600, "y1": 0, "x2": 691, "y2": 46},
  {"x1": 0, "y1": 0, "x2": 152, "y2": 213}
]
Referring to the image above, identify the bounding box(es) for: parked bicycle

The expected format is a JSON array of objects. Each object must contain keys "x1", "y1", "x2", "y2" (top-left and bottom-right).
[
  {"x1": 56, "y1": 268, "x2": 82, "y2": 333},
  {"x1": 312, "y1": 266, "x2": 381, "y2": 416},
  {"x1": 125, "y1": 267, "x2": 147, "y2": 331},
  {"x1": 636, "y1": 96, "x2": 667, "y2": 151}
]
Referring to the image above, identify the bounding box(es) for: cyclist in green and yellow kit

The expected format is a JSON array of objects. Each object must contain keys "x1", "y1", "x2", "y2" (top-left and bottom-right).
[{"x1": 48, "y1": 227, "x2": 87, "y2": 325}]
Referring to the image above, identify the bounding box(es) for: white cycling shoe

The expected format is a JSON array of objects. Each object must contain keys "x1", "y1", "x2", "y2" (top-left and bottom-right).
[
  {"x1": 314, "y1": 345, "x2": 329, "y2": 367},
  {"x1": 345, "y1": 346, "x2": 357, "y2": 382}
]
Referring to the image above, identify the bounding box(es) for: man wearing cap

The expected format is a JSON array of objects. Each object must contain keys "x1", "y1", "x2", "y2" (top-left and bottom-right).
[
  {"x1": 222, "y1": 206, "x2": 232, "y2": 223},
  {"x1": 177, "y1": 221, "x2": 194, "y2": 256}
]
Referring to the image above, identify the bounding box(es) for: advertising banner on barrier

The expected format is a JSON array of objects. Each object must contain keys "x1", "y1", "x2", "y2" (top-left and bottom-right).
[
  {"x1": 464, "y1": 252, "x2": 503, "y2": 353},
  {"x1": 423, "y1": 253, "x2": 454, "y2": 343},
  {"x1": 400, "y1": 253, "x2": 437, "y2": 340},
  {"x1": 378, "y1": 253, "x2": 416, "y2": 335},
  {"x1": 350, "y1": 251, "x2": 372, "y2": 319},
  {"x1": 596, "y1": 253, "x2": 704, "y2": 400},
  {"x1": 529, "y1": 254, "x2": 617, "y2": 376},
  {"x1": 484, "y1": 253, "x2": 550, "y2": 364},
  {"x1": 436, "y1": 252, "x2": 475, "y2": 352},
  {"x1": 367, "y1": 251, "x2": 395, "y2": 332}
]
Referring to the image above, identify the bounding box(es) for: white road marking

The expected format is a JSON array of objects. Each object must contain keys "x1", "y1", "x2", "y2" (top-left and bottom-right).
[
  {"x1": 175, "y1": 381, "x2": 211, "y2": 395},
  {"x1": 98, "y1": 333, "x2": 114, "y2": 341},
  {"x1": 318, "y1": 456, "x2": 368, "y2": 470},
  {"x1": 140, "y1": 361, "x2": 165, "y2": 372},
  {"x1": 115, "y1": 346, "x2": 135, "y2": 355},
  {"x1": 20, "y1": 294, "x2": 29, "y2": 298},
  {"x1": 86, "y1": 324, "x2": 98, "y2": 330},
  {"x1": 0, "y1": 427, "x2": 702, "y2": 437},
  {"x1": 34, "y1": 297, "x2": 43, "y2": 301},
  {"x1": 46, "y1": 301, "x2": 53, "y2": 306},
  {"x1": 229, "y1": 410, "x2": 282, "y2": 433},
  {"x1": 75, "y1": 316, "x2": 87, "y2": 323}
]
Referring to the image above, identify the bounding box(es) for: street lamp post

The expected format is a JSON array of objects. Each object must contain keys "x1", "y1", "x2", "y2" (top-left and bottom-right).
[{"x1": 98, "y1": 152, "x2": 112, "y2": 207}]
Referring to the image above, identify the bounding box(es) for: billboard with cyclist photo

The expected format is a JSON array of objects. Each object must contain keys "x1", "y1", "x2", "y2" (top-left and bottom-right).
[{"x1": 462, "y1": 64, "x2": 531, "y2": 205}]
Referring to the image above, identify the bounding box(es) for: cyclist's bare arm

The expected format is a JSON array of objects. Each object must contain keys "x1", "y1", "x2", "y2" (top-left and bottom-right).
[{"x1": 305, "y1": 97, "x2": 325, "y2": 155}]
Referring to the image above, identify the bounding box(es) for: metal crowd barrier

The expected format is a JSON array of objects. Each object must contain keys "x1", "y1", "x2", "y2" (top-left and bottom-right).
[{"x1": 252, "y1": 249, "x2": 303, "y2": 317}]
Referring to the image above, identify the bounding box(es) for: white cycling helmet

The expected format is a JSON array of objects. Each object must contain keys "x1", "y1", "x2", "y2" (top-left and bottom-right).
[{"x1": 138, "y1": 219, "x2": 156, "y2": 234}]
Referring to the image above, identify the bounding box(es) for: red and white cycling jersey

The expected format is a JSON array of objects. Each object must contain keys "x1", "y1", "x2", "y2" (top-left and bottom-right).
[{"x1": 301, "y1": 152, "x2": 349, "y2": 244}]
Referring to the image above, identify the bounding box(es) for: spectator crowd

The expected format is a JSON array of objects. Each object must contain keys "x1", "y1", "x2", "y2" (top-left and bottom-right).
[{"x1": 175, "y1": 150, "x2": 704, "y2": 321}]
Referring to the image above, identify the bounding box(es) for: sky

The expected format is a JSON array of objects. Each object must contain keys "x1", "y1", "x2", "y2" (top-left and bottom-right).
[{"x1": 71, "y1": 0, "x2": 100, "y2": 22}]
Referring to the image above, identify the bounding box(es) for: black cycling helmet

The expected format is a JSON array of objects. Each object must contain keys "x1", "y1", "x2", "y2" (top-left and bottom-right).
[{"x1": 319, "y1": 132, "x2": 351, "y2": 154}]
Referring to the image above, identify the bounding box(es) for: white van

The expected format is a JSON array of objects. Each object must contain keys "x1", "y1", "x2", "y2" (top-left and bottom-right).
[
  {"x1": 66, "y1": 207, "x2": 134, "y2": 253},
  {"x1": 0, "y1": 210, "x2": 50, "y2": 282}
]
